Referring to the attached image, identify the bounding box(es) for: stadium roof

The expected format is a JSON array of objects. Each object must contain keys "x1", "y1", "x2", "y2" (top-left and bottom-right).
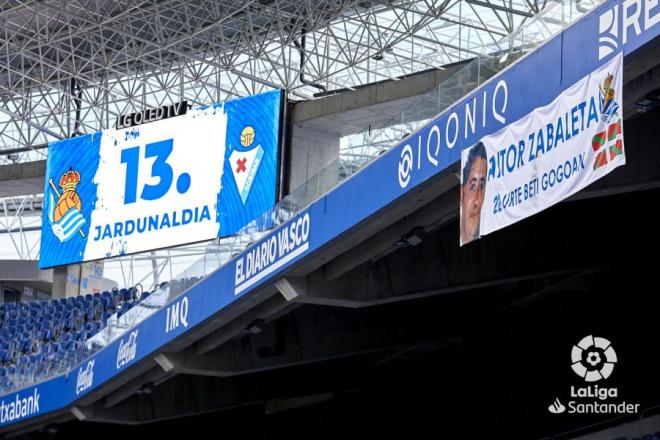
[{"x1": 0, "y1": 0, "x2": 552, "y2": 156}]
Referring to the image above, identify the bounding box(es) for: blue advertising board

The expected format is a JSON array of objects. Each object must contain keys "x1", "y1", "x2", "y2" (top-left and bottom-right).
[
  {"x1": 39, "y1": 90, "x2": 282, "y2": 269},
  {"x1": 4, "y1": 0, "x2": 658, "y2": 430}
]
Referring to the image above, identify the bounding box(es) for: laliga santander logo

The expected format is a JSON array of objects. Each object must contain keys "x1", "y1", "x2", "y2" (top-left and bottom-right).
[
  {"x1": 571, "y1": 335, "x2": 617, "y2": 382},
  {"x1": 547, "y1": 336, "x2": 639, "y2": 416}
]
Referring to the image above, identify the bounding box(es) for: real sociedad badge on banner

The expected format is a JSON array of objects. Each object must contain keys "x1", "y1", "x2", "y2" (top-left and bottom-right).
[
  {"x1": 592, "y1": 73, "x2": 623, "y2": 170},
  {"x1": 47, "y1": 169, "x2": 87, "y2": 243},
  {"x1": 229, "y1": 125, "x2": 265, "y2": 205}
]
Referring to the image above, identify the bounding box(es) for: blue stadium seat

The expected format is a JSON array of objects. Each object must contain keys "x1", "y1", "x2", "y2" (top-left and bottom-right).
[
  {"x1": 78, "y1": 330, "x2": 88, "y2": 342},
  {"x1": 102, "y1": 311, "x2": 112, "y2": 326},
  {"x1": 64, "y1": 318, "x2": 75, "y2": 332},
  {"x1": 117, "y1": 302, "x2": 130, "y2": 317},
  {"x1": 32, "y1": 354, "x2": 44, "y2": 365},
  {"x1": 0, "y1": 285, "x2": 141, "y2": 393}
]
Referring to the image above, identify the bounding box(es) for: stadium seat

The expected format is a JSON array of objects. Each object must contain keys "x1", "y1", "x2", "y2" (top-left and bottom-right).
[
  {"x1": 117, "y1": 302, "x2": 130, "y2": 318},
  {"x1": 0, "y1": 283, "x2": 157, "y2": 393}
]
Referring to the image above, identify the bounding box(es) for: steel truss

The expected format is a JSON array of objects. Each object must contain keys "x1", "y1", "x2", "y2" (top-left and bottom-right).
[{"x1": 0, "y1": 0, "x2": 548, "y2": 158}]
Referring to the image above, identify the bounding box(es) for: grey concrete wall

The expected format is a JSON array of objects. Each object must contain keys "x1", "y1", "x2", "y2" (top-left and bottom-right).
[
  {"x1": 0, "y1": 160, "x2": 46, "y2": 198},
  {"x1": 291, "y1": 65, "x2": 466, "y2": 133},
  {"x1": 51, "y1": 266, "x2": 68, "y2": 299},
  {"x1": 287, "y1": 125, "x2": 340, "y2": 195}
]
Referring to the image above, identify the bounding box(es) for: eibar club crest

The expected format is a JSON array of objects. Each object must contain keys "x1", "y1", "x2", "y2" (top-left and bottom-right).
[
  {"x1": 47, "y1": 168, "x2": 86, "y2": 242},
  {"x1": 591, "y1": 73, "x2": 623, "y2": 170},
  {"x1": 230, "y1": 125, "x2": 264, "y2": 205}
]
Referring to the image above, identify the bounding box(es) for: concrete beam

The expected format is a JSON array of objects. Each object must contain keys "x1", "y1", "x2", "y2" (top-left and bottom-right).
[
  {"x1": 0, "y1": 411, "x2": 74, "y2": 437},
  {"x1": 103, "y1": 365, "x2": 170, "y2": 408},
  {"x1": 0, "y1": 160, "x2": 46, "y2": 198},
  {"x1": 322, "y1": 178, "x2": 460, "y2": 281},
  {"x1": 68, "y1": 402, "x2": 146, "y2": 425},
  {"x1": 295, "y1": 270, "x2": 582, "y2": 308},
  {"x1": 193, "y1": 292, "x2": 295, "y2": 355},
  {"x1": 158, "y1": 281, "x2": 283, "y2": 356},
  {"x1": 291, "y1": 64, "x2": 468, "y2": 136},
  {"x1": 274, "y1": 276, "x2": 307, "y2": 301}
]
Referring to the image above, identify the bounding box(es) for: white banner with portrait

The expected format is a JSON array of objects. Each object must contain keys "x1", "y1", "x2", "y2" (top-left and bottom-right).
[{"x1": 460, "y1": 53, "x2": 625, "y2": 246}]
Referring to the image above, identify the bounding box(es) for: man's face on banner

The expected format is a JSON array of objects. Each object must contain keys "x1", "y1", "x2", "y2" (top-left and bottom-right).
[{"x1": 461, "y1": 157, "x2": 487, "y2": 243}]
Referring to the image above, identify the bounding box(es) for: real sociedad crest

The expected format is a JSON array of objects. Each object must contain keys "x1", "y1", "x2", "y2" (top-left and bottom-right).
[
  {"x1": 591, "y1": 73, "x2": 623, "y2": 170},
  {"x1": 230, "y1": 125, "x2": 264, "y2": 205},
  {"x1": 47, "y1": 168, "x2": 86, "y2": 242}
]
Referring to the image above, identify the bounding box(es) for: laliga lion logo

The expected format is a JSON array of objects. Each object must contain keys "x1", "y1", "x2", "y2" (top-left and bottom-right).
[
  {"x1": 571, "y1": 335, "x2": 617, "y2": 382},
  {"x1": 230, "y1": 125, "x2": 264, "y2": 205},
  {"x1": 47, "y1": 168, "x2": 86, "y2": 242}
]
